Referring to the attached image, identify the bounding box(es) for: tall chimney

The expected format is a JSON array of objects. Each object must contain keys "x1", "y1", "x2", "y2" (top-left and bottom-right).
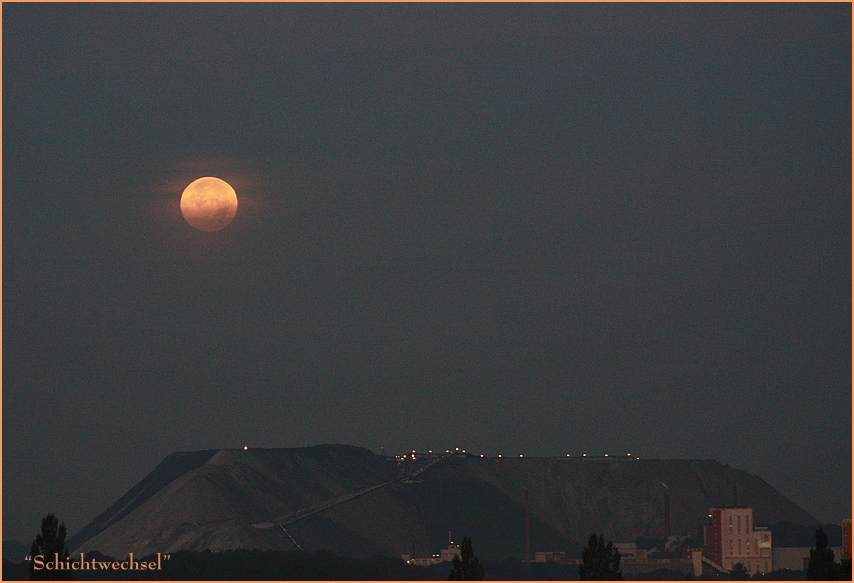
[
  {"x1": 664, "y1": 491, "x2": 671, "y2": 539},
  {"x1": 733, "y1": 485, "x2": 738, "y2": 506},
  {"x1": 524, "y1": 490, "x2": 531, "y2": 563}
]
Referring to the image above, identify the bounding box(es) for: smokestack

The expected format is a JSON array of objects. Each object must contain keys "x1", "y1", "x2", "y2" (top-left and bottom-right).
[
  {"x1": 524, "y1": 490, "x2": 531, "y2": 563},
  {"x1": 664, "y1": 491, "x2": 671, "y2": 539},
  {"x1": 733, "y1": 485, "x2": 738, "y2": 506}
]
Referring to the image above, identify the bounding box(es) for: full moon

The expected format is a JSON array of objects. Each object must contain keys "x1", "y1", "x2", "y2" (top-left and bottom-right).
[{"x1": 180, "y1": 176, "x2": 238, "y2": 231}]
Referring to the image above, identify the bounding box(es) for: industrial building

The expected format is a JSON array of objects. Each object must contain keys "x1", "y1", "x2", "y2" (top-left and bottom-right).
[
  {"x1": 703, "y1": 507, "x2": 772, "y2": 575},
  {"x1": 534, "y1": 551, "x2": 575, "y2": 564},
  {"x1": 401, "y1": 540, "x2": 461, "y2": 566}
]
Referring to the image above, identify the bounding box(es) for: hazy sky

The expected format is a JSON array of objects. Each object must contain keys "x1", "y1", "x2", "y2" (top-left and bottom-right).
[{"x1": 3, "y1": 3, "x2": 850, "y2": 543}]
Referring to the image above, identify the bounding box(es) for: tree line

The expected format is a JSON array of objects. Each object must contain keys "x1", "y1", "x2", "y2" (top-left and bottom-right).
[{"x1": 12, "y1": 514, "x2": 852, "y2": 581}]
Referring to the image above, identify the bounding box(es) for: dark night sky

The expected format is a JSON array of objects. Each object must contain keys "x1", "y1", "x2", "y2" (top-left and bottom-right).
[{"x1": 3, "y1": 3, "x2": 850, "y2": 543}]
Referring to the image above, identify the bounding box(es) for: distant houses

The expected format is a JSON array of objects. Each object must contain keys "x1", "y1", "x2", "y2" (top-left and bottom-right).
[{"x1": 402, "y1": 540, "x2": 461, "y2": 566}]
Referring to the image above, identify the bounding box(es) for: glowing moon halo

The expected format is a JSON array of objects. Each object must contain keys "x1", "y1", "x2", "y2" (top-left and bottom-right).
[{"x1": 180, "y1": 176, "x2": 238, "y2": 231}]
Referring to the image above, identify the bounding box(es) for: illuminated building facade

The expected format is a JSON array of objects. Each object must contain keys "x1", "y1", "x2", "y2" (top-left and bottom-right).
[{"x1": 703, "y1": 507, "x2": 772, "y2": 575}]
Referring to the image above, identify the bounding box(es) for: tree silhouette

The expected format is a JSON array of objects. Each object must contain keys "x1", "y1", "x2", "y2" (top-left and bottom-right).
[
  {"x1": 808, "y1": 527, "x2": 843, "y2": 580},
  {"x1": 579, "y1": 533, "x2": 622, "y2": 580},
  {"x1": 729, "y1": 562, "x2": 750, "y2": 580},
  {"x1": 29, "y1": 514, "x2": 72, "y2": 580},
  {"x1": 448, "y1": 537, "x2": 484, "y2": 580}
]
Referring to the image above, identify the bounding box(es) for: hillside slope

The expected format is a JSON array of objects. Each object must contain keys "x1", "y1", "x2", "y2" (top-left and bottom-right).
[{"x1": 70, "y1": 445, "x2": 818, "y2": 560}]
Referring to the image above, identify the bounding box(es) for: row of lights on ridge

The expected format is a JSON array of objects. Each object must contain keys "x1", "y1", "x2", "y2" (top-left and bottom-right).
[
  {"x1": 394, "y1": 448, "x2": 639, "y2": 460},
  {"x1": 241, "y1": 446, "x2": 640, "y2": 461}
]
